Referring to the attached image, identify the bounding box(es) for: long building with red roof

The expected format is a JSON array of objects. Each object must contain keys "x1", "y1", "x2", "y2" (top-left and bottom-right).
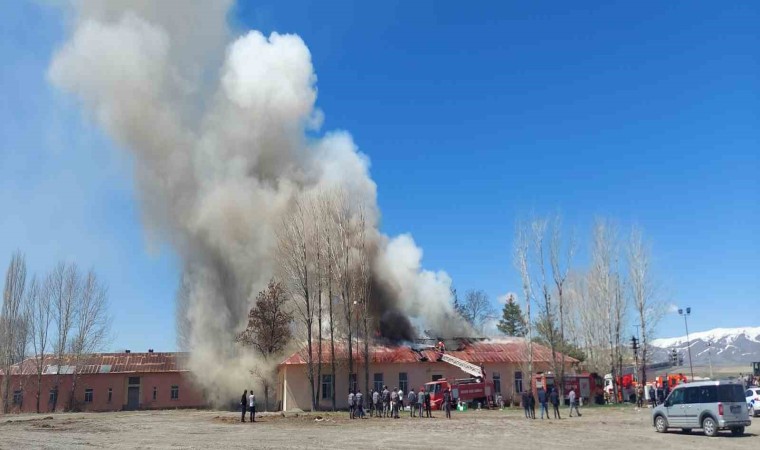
[
  {"x1": 0, "y1": 352, "x2": 205, "y2": 413},
  {"x1": 277, "y1": 338, "x2": 578, "y2": 411}
]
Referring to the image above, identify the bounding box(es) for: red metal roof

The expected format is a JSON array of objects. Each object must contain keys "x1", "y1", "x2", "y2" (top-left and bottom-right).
[
  {"x1": 1, "y1": 352, "x2": 190, "y2": 376},
  {"x1": 279, "y1": 339, "x2": 577, "y2": 366}
]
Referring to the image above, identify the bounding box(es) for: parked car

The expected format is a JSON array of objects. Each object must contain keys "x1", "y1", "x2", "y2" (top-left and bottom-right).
[
  {"x1": 652, "y1": 380, "x2": 751, "y2": 437},
  {"x1": 746, "y1": 387, "x2": 760, "y2": 418}
]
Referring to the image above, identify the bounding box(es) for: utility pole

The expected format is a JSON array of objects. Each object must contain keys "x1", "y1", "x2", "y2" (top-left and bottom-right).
[
  {"x1": 678, "y1": 307, "x2": 694, "y2": 380},
  {"x1": 707, "y1": 339, "x2": 714, "y2": 379},
  {"x1": 631, "y1": 336, "x2": 640, "y2": 383}
]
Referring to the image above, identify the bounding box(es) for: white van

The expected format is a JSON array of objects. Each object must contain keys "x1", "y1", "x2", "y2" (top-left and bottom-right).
[{"x1": 652, "y1": 380, "x2": 751, "y2": 437}]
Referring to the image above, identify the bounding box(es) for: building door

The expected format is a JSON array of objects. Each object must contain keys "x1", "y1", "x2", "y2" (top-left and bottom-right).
[{"x1": 127, "y1": 387, "x2": 140, "y2": 410}]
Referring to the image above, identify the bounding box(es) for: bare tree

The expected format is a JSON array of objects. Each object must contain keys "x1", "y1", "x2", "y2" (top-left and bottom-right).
[
  {"x1": 68, "y1": 270, "x2": 111, "y2": 411},
  {"x1": 27, "y1": 275, "x2": 51, "y2": 413},
  {"x1": 550, "y1": 215, "x2": 575, "y2": 395},
  {"x1": 514, "y1": 221, "x2": 534, "y2": 378},
  {"x1": 236, "y1": 279, "x2": 293, "y2": 411},
  {"x1": 317, "y1": 191, "x2": 338, "y2": 411},
  {"x1": 627, "y1": 225, "x2": 663, "y2": 386},
  {"x1": 356, "y1": 205, "x2": 372, "y2": 406},
  {"x1": 277, "y1": 196, "x2": 317, "y2": 411},
  {"x1": 326, "y1": 190, "x2": 357, "y2": 395},
  {"x1": 588, "y1": 218, "x2": 625, "y2": 402},
  {"x1": 1, "y1": 251, "x2": 28, "y2": 413},
  {"x1": 460, "y1": 290, "x2": 496, "y2": 334},
  {"x1": 50, "y1": 262, "x2": 79, "y2": 412}
]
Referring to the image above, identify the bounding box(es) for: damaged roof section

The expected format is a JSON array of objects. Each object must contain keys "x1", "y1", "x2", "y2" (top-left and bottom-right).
[
  {"x1": 279, "y1": 338, "x2": 578, "y2": 366},
  {"x1": 2, "y1": 352, "x2": 190, "y2": 376}
]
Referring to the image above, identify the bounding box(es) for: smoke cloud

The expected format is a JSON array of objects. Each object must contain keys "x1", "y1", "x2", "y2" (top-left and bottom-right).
[{"x1": 49, "y1": 0, "x2": 465, "y2": 403}]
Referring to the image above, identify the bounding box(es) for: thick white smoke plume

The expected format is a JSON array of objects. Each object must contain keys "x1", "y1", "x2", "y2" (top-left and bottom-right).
[{"x1": 49, "y1": 0, "x2": 462, "y2": 402}]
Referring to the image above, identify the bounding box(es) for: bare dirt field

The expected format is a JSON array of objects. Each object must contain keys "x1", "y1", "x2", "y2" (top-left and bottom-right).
[{"x1": 1, "y1": 405, "x2": 756, "y2": 449}]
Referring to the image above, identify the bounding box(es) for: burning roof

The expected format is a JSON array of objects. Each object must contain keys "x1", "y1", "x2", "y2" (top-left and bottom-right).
[{"x1": 279, "y1": 338, "x2": 578, "y2": 366}]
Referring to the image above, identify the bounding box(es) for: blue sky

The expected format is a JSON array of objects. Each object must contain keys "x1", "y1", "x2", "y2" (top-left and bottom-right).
[{"x1": 1, "y1": 1, "x2": 757, "y2": 351}]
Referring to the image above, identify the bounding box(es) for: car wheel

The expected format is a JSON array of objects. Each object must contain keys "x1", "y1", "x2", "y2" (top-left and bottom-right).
[
  {"x1": 702, "y1": 417, "x2": 717, "y2": 437},
  {"x1": 730, "y1": 426, "x2": 745, "y2": 436},
  {"x1": 654, "y1": 415, "x2": 668, "y2": 433},
  {"x1": 681, "y1": 428, "x2": 692, "y2": 434}
]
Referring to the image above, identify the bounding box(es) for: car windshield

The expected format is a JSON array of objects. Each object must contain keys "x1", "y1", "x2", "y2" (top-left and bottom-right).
[{"x1": 717, "y1": 384, "x2": 745, "y2": 402}]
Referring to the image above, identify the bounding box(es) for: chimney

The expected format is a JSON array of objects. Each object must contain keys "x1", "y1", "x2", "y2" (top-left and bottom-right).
[
  {"x1": 125, "y1": 349, "x2": 131, "y2": 354},
  {"x1": 148, "y1": 349, "x2": 154, "y2": 353}
]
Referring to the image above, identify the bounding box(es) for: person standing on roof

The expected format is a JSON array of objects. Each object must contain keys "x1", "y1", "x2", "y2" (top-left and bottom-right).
[
  {"x1": 348, "y1": 390, "x2": 355, "y2": 419},
  {"x1": 417, "y1": 386, "x2": 425, "y2": 417},
  {"x1": 407, "y1": 389, "x2": 417, "y2": 417},
  {"x1": 240, "y1": 390, "x2": 247, "y2": 423}
]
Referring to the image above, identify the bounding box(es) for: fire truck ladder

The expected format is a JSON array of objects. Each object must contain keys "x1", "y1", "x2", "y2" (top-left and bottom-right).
[{"x1": 440, "y1": 353, "x2": 484, "y2": 379}]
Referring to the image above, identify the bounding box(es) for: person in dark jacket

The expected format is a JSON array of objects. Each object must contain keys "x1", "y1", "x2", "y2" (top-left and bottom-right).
[
  {"x1": 648, "y1": 385, "x2": 656, "y2": 408},
  {"x1": 538, "y1": 389, "x2": 549, "y2": 419},
  {"x1": 522, "y1": 391, "x2": 530, "y2": 418},
  {"x1": 549, "y1": 388, "x2": 561, "y2": 419},
  {"x1": 443, "y1": 389, "x2": 452, "y2": 419},
  {"x1": 528, "y1": 390, "x2": 536, "y2": 419},
  {"x1": 240, "y1": 390, "x2": 247, "y2": 422},
  {"x1": 425, "y1": 391, "x2": 432, "y2": 418}
]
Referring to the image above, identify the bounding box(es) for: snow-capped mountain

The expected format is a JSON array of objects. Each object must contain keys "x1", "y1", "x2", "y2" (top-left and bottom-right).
[{"x1": 650, "y1": 327, "x2": 760, "y2": 366}]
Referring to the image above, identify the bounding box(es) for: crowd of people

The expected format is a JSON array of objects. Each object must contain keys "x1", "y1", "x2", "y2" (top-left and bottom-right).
[
  {"x1": 521, "y1": 387, "x2": 580, "y2": 420},
  {"x1": 347, "y1": 385, "x2": 449, "y2": 419}
]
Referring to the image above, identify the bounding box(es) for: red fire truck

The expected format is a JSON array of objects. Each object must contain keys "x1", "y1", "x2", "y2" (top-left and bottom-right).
[{"x1": 423, "y1": 352, "x2": 494, "y2": 409}]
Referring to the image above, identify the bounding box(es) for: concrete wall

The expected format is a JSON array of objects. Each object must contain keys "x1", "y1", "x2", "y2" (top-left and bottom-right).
[
  {"x1": 1, "y1": 371, "x2": 205, "y2": 413},
  {"x1": 279, "y1": 360, "x2": 558, "y2": 411}
]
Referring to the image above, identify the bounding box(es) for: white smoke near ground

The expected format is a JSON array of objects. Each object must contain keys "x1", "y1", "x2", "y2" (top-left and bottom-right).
[{"x1": 49, "y1": 1, "x2": 461, "y2": 403}]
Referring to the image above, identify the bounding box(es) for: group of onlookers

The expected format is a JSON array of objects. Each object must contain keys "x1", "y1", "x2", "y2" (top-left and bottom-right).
[
  {"x1": 349, "y1": 386, "x2": 440, "y2": 419},
  {"x1": 522, "y1": 387, "x2": 579, "y2": 419}
]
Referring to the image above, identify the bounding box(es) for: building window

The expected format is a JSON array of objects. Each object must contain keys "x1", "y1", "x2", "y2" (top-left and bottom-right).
[
  {"x1": 128, "y1": 377, "x2": 140, "y2": 385},
  {"x1": 514, "y1": 371, "x2": 523, "y2": 394},
  {"x1": 171, "y1": 385, "x2": 179, "y2": 400},
  {"x1": 432, "y1": 374, "x2": 443, "y2": 381},
  {"x1": 349, "y1": 373, "x2": 357, "y2": 393},
  {"x1": 84, "y1": 389, "x2": 93, "y2": 403},
  {"x1": 49, "y1": 389, "x2": 58, "y2": 404},
  {"x1": 399, "y1": 372, "x2": 408, "y2": 394},
  {"x1": 108, "y1": 388, "x2": 112, "y2": 403},
  {"x1": 13, "y1": 390, "x2": 23, "y2": 405},
  {"x1": 321, "y1": 374, "x2": 333, "y2": 400},
  {"x1": 373, "y1": 373, "x2": 384, "y2": 393},
  {"x1": 493, "y1": 372, "x2": 501, "y2": 394},
  {"x1": 153, "y1": 387, "x2": 157, "y2": 401}
]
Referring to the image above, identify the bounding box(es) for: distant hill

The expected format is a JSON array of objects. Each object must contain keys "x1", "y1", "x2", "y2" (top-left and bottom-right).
[{"x1": 650, "y1": 327, "x2": 760, "y2": 366}]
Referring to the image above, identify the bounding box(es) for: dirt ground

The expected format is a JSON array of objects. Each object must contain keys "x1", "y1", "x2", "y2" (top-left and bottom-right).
[{"x1": 0, "y1": 405, "x2": 756, "y2": 449}]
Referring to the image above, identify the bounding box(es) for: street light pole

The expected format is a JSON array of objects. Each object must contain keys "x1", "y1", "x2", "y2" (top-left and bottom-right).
[
  {"x1": 678, "y1": 307, "x2": 694, "y2": 380},
  {"x1": 707, "y1": 339, "x2": 714, "y2": 379}
]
